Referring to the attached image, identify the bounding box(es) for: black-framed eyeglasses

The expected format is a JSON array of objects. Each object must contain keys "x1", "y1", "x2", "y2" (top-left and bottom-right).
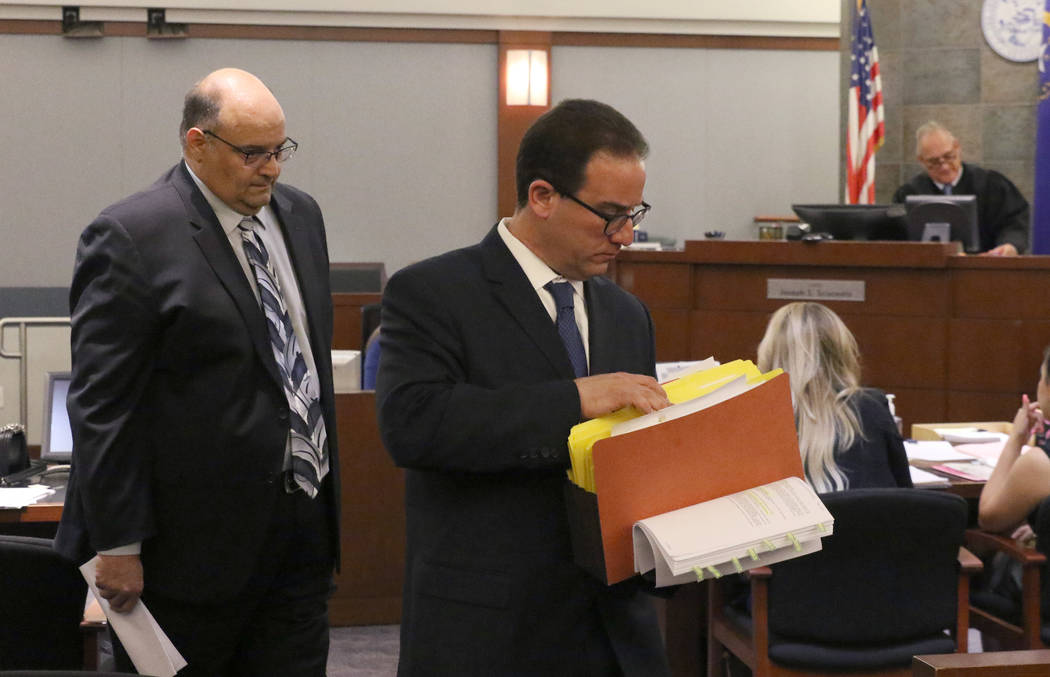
[
  {"x1": 557, "y1": 190, "x2": 651, "y2": 235},
  {"x1": 202, "y1": 129, "x2": 298, "y2": 167}
]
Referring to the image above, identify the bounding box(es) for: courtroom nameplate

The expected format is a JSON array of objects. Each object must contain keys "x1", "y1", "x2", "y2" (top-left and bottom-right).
[{"x1": 767, "y1": 279, "x2": 865, "y2": 302}]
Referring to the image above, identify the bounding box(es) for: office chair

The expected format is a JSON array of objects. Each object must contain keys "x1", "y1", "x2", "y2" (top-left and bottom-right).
[
  {"x1": 707, "y1": 488, "x2": 980, "y2": 677},
  {"x1": 965, "y1": 494, "x2": 1050, "y2": 650},
  {"x1": 0, "y1": 536, "x2": 88, "y2": 671}
]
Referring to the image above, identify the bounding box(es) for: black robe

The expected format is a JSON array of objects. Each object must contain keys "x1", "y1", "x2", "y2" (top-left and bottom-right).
[{"x1": 893, "y1": 162, "x2": 1029, "y2": 253}]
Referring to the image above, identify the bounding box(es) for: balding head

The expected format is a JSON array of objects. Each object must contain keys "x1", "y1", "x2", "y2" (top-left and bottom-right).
[{"x1": 181, "y1": 68, "x2": 290, "y2": 215}]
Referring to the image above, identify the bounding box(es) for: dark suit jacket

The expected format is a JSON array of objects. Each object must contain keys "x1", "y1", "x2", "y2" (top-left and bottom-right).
[
  {"x1": 54, "y1": 162, "x2": 340, "y2": 604},
  {"x1": 376, "y1": 226, "x2": 669, "y2": 676},
  {"x1": 893, "y1": 162, "x2": 1030, "y2": 253}
]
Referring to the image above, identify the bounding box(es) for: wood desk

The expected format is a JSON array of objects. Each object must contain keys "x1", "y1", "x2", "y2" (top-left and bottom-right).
[
  {"x1": 614, "y1": 241, "x2": 1050, "y2": 434},
  {"x1": 0, "y1": 499, "x2": 62, "y2": 524},
  {"x1": 913, "y1": 649, "x2": 1050, "y2": 676}
]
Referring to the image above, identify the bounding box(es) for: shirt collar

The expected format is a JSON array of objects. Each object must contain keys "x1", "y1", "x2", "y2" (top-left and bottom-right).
[
  {"x1": 496, "y1": 219, "x2": 584, "y2": 298},
  {"x1": 184, "y1": 160, "x2": 272, "y2": 237},
  {"x1": 933, "y1": 164, "x2": 963, "y2": 191}
]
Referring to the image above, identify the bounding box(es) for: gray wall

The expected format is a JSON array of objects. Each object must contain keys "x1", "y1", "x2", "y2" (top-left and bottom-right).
[
  {"x1": 846, "y1": 0, "x2": 1038, "y2": 205},
  {"x1": 0, "y1": 31, "x2": 839, "y2": 438}
]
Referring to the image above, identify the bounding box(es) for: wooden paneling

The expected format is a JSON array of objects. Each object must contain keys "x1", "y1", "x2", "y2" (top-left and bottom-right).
[
  {"x1": 649, "y1": 309, "x2": 690, "y2": 362},
  {"x1": 616, "y1": 261, "x2": 692, "y2": 309},
  {"x1": 615, "y1": 241, "x2": 1050, "y2": 435},
  {"x1": 693, "y1": 265, "x2": 948, "y2": 316},
  {"x1": 690, "y1": 310, "x2": 769, "y2": 362},
  {"x1": 952, "y1": 267, "x2": 1050, "y2": 319},
  {"x1": 844, "y1": 315, "x2": 947, "y2": 389},
  {"x1": 332, "y1": 292, "x2": 382, "y2": 350},
  {"x1": 330, "y1": 391, "x2": 405, "y2": 626},
  {"x1": 947, "y1": 391, "x2": 1024, "y2": 426}
]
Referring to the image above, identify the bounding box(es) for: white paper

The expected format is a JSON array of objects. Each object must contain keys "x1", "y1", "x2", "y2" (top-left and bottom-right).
[
  {"x1": 0, "y1": 484, "x2": 54, "y2": 508},
  {"x1": 904, "y1": 440, "x2": 974, "y2": 462},
  {"x1": 631, "y1": 477, "x2": 833, "y2": 587},
  {"x1": 79, "y1": 556, "x2": 187, "y2": 677},
  {"x1": 612, "y1": 375, "x2": 753, "y2": 437},
  {"x1": 934, "y1": 428, "x2": 1009, "y2": 445},
  {"x1": 909, "y1": 466, "x2": 950, "y2": 487},
  {"x1": 655, "y1": 358, "x2": 719, "y2": 383}
]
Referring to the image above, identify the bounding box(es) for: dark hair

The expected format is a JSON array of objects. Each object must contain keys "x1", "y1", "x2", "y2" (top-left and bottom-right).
[
  {"x1": 515, "y1": 99, "x2": 649, "y2": 208},
  {"x1": 179, "y1": 87, "x2": 221, "y2": 148}
]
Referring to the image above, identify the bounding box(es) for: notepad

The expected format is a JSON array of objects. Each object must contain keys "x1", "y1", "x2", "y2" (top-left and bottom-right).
[
  {"x1": 632, "y1": 477, "x2": 833, "y2": 587},
  {"x1": 904, "y1": 440, "x2": 974, "y2": 462},
  {"x1": 909, "y1": 466, "x2": 951, "y2": 487}
]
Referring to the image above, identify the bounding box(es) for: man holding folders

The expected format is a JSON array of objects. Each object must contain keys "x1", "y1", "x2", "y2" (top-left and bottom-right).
[{"x1": 377, "y1": 99, "x2": 673, "y2": 675}]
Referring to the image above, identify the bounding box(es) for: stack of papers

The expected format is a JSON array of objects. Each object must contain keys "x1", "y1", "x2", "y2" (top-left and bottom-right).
[
  {"x1": 0, "y1": 485, "x2": 54, "y2": 508},
  {"x1": 935, "y1": 428, "x2": 1009, "y2": 445},
  {"x1": 632, "y1": 477, "x2": 833, "y2": 587},
  {"x1": 909, "y1": 466, "x2": 951, "y2": 487},
  {"x1": 904, "y1": 440, "x2": 974, "y2": 463}
]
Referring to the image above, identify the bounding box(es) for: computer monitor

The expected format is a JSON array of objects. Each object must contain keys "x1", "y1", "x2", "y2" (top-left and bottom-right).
[
  {"x1": 904, "y1": 194, "x2": 980, "y2": 253},
  {"x1": 790, "y1": 204, "x2": 908, "y2": 242},
  {"x1": 40, "y1": 371, "x2": 73, "y2": 464}
]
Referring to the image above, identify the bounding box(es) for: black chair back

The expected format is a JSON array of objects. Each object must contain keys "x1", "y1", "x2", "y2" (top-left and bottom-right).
[
  {"x1": 767, "y1": 488, "x2": 967, "y2": 643},
  {"x1": 0, "y1": 536, "x2": 87, "y2": 670},
  {"x1": 1031, "y1": 495, "x2": 1050, "y2": 619}
]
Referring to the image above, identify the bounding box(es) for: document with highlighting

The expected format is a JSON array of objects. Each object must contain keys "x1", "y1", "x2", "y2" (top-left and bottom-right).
[
  {"x1": 80, "y1": 556, "x2": 187, "y2": 677},
  {"x1": 632, "y1": 476, "x2": 833, "y2": 587}
]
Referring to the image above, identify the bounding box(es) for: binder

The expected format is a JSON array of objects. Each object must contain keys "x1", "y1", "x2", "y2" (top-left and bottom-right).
[{"x1": 566, "y1": 373, "x2": 803, "y2": 584}]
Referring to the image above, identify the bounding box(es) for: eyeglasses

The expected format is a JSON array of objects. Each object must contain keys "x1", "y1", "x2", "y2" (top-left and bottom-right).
[
  {"x1": 203, "y1": 129, "x2": 298, "y2": 167},
  {"x1": 920, "y1": 149, "x2": 958, "y2": 168},
  {"x1": 557, "y1": 189, "x2": 651, "y2": 235}
]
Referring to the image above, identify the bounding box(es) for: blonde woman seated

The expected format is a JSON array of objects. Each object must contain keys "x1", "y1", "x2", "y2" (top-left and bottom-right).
[
  {"x1": 757, "y1": 302, "x2": 912, "y2": 492},
  {"x1": 978, "y1": 349, "x2": 1050, "y2": 534}
]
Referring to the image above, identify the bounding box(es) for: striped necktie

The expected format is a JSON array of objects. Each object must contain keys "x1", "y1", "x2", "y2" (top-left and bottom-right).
[
  {"x1": 544, "y1": 281, "x2": 588, "y2": 378},
  {"x1": 238, "y1": 216, "x2": 328, "y2": 497}
]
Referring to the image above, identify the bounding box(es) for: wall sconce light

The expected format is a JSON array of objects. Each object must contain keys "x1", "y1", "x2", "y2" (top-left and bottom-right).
[{"x1": 505, "y1": 49, "x2": 548, "y2": 106}]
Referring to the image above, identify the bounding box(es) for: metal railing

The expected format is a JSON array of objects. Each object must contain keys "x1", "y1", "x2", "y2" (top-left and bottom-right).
[{"x1": 0, "y1": 316, "x2": 71, "y2": 426}]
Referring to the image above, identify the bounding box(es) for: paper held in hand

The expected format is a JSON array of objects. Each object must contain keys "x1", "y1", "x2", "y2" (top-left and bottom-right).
[{"x1": 632, "y1": 476, "x2": 833, "y2": 587}]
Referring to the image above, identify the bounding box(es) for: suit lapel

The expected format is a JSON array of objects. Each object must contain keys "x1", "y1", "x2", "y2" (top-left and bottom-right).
[
  {"x1": 171, "y1": 163, "x2": 283, "y2": 388},
  {"x1": 480, "y1": 227, "x2": 577, "y2": 378},
  {"x1": 583, "y1": 278, "x2": 611, "y2": 375}
]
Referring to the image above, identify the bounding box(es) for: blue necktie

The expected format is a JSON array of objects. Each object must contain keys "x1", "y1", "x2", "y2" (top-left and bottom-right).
[
  {"x1": 239, "y1": 217, "x2": 329, "y2": 497},
  {"x1": 943, "y1": 184, "x2": 952, "y2": 195},
  {"x1": 545, "y1": 281, "x2": 588, "y2": 378}
]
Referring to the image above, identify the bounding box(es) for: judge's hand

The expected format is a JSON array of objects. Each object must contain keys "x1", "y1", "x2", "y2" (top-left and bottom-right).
[
  {"x1": 575, "y1": 372, "x2": 670, "y2": 420},
  {"x1": 981, "y1": 243, "x2": 1018, "y2": 257},
  {"x1": 96, "y1": 553, "x2": 144, "y2": 613}
]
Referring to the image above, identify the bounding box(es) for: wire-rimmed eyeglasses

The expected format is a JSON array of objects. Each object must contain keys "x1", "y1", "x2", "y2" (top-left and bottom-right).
[{"x1": 203, "y1": 129, "x2": 298, "y2": 167}]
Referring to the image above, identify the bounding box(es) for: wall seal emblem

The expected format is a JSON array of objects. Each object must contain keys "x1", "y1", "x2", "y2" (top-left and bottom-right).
[{"x1": 982, "y1": 0, "x2": 1043, "y2": 62}]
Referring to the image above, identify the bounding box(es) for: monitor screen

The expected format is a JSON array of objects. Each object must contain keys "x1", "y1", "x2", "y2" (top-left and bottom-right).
[
  {"x1": 904, "y1": 194, "x2": 980, "y2": 253},
  {"x1": 41, "y1": 371, "x2": 72, "y2": 464},
  {"x1": 790, "y1": 204, "x2": 908, "y2": 242}
]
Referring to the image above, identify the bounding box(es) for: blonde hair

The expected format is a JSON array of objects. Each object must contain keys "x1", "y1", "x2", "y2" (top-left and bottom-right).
[{"x1": 757, "y1": 302, "x2": 864, "y2": 493}]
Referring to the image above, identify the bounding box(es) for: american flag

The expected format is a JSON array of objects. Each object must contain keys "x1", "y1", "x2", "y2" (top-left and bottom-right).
[{"x1": 845, "y1": 0, "x2": 884, "y2": 204}]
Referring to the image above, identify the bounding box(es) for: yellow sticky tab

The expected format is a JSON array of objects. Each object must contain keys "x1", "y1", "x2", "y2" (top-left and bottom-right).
[
  {"x1": 693, "y1": 566, "x2": 704, "y2": 582},
  {"x1": 817, "y1": 522, "x2": 827, "y2": 534},
  {"x1": 731, "y1": 557, "x2": 743, "y2": 574},
  {"x1": 762, "y1": 539, "x2": 776, "y2": 551},
  {"x1": 706, "y1": 565, "x2": 722, "y2": 579},
  {"x1": 787, "y1": 532, "x2": 801, "y2": 551},
  {"x1": 748, "y1": 548, "x2": 759, "y2": 561}
]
